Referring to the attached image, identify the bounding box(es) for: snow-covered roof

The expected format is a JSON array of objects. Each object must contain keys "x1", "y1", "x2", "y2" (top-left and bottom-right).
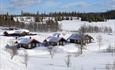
[
  {"x1": 51, "y1": 33, "x2": 61, "y2": 37},
  {"x1": 63, "y1": 33, "x2": 72, "y2": 40},
  {"x1": 46, "y1": 36, "x2": 64, "y2": 42},
  {"x1": 31, "y1": 35, "x2": 46, "y2": 43},
  {"x1": 50, "y1": 32, "x2": 81, "y2": 41},
  {"x1": 4, "y1": 29, "x2": 29, "y2": 34},
  {"x1": 68, "y1": 34, "x2": 81, "y2": 40},
  {"x1": 18, "y1": 35, "x2": 46, "y2": 44},
  {"x1": 51, "y1": 32, "x2": 67, "y2": 38},
  {"x1": 18, "y1": 37, "x2": 32, "y2": 44}
]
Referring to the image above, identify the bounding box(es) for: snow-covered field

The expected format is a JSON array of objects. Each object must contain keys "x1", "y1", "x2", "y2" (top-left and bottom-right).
[
  {"x1": 0, "y1": 20, "x2": 115, "y2": 70},
  {"x1": 59, "y1": 20, "x2": 115, "y2": 32}
]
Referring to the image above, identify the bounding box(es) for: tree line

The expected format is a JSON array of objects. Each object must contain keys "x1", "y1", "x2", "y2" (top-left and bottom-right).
[
  {"x1": 0, "y1": 15, "x2": 59, "y2": 32},
  {"x1": 21, "y1": 10, "x2": 115, "y2": 22},
  {"x1": 1, "y1": 10, "x2": 114, "y2": 22},
  {"x1": 79, "y1": 25, "x2": 112, "y2": 33}
]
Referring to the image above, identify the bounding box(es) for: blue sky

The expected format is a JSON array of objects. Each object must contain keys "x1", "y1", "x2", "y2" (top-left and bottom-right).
[{"x1": 0, "y1": 0, "x2": 115, "y2": 14}]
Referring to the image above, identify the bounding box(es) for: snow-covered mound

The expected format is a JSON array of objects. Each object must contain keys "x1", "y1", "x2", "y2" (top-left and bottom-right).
[{"x1": 0, "y1": 49, "x2": 26, "y2": 70}]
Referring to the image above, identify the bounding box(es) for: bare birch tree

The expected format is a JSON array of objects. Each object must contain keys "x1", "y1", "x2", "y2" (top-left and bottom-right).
[
  {"x1": 23, "y1": 49, "x2": 28, "y2": 67},
  {"x1": 97, "y1": 35, "x2": 102, "y2": 50},
  {"x1": 65, "y1": 54, "x2": 71, "y2": 67},
  {"x1": 5, "y1": 40, "x2": 18, "y2": 60},
  {"x1": 10, "y1": 46, "x2": 17, "y2": 59},
  {"x1": 48, "y1": 46, "x2": 55, "y2": 59}
]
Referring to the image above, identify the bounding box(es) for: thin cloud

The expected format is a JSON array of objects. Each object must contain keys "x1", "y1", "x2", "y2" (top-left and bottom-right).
[
  {"x1": 40, "y1": 0, "x2": 60, "y2": 7},
  {"x1": 92, "y1": 0, "x2": 115, "y2": 10},
  {"x1": 107, "y1": 0, "x2": 115, "y2": 9},
  {"x1": 0, "y1": 0, "x2": 114, "y2": 14},
  {"x1": 10, "y1": 0, "x2": 41, "y2": 8},
  {"x1": 62, "y1": 2, "x2": 92, "y2": 9},
  {"x1": 62, "y1": 0, "x2": 115, "y2": 9}
]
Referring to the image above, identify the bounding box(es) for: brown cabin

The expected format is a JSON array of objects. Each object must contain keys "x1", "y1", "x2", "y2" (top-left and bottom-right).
[
  {"x1": 67, "y1": 34, "x2": 94, "y2": 45},
  {"x1": 45, "y1": 36, "x2": 67, "y2": 46},
  {"x1": 18, "y1": 37, "x2": 40, "y2": 49},
  {"x1": 83, "y1": 35, "x2": 94, "y2": 44}
]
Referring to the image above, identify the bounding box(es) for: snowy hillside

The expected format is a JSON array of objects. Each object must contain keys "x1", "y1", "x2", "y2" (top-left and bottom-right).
[{"x1": 59, "y1": 20, "x2": 115, "y2": 32}]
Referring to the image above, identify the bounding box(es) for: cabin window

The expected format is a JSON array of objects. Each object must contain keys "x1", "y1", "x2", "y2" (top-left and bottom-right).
[
  {"x1": 31, "y1": 43, "x2": 36, "y2": 47},
  {"x1": 78, "y1": 40, "x2": 80, "y2": 43},
  {"x1": 37, "y1": 43, "x2": 40, "y2": 47},
  {"x1": 59, "y1": 41, "x2": 64, "y2": 45}
]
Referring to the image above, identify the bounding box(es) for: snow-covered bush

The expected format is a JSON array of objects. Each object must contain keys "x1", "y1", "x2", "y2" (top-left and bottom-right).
[
  {"x1": 47, "y1": 46, "x2": 55, "y2": 58},
  {"x1": 106, "y1": 45, "x2": 115, "y2": 53},
  {"x1": 105, "y1": 61, "x2": 115, "y2": 70},
  {"x1": 79, "y1": 25, "x2": 112, "y2": 33},
  {"x1": 5, "y1": 44, "x2": 17, "y2": 59}
]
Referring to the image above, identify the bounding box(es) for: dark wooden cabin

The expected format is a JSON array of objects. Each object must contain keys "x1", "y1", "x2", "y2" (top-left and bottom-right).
[
  {"x1": 67, "y1": 34, "x2": 81, "y2": 44},
  {"x1": 83, "y1": 34, "x2": 94, "y2": 44},
  {"x1": 67, "y1": 34, "x2": 94, "y2": 45},
  {"x1": 45, "y1": 36, "x2": 67, "y2": 46},
  {"x1": 18, "y1": 37, "x2": 40, "y2": 49}
]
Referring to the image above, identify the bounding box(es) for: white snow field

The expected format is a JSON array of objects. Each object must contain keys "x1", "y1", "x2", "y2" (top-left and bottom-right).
[
  {"x1": 0, "y1": 20, "x2": 115, "y2": 70},
  {"x1": 59, "y1": 20, "x2": 115, "y2": 32}
]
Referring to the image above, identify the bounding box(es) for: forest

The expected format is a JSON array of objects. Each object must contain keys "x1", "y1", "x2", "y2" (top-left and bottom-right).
[{"x1": 0, "y1": 10, "x2": 115, "y2": 32}]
